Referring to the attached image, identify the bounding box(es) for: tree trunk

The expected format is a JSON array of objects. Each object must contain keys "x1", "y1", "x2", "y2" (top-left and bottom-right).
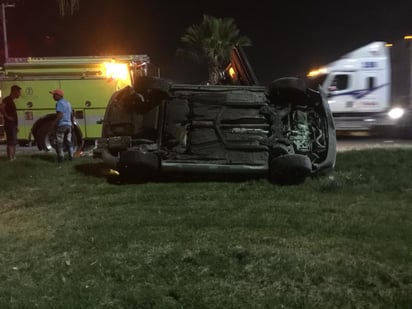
[
  {"x1": 56, "y1": 0, "x2": 79, "y2": 16},
  {"x1": 208, "y1": 66, "x2": 221, "y2": 85}
]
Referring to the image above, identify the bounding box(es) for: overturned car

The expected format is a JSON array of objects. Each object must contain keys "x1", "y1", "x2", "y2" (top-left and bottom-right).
[{"x1": 94, "y1": 48, "x2": 336, "y2": 185}]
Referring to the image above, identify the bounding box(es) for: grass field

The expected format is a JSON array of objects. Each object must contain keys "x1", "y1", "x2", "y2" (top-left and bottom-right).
[{"x1": 0, "y1": 148, "x2": 411, "y2": 308}]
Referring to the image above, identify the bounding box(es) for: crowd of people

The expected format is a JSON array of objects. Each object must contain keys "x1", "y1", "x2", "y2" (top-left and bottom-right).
[{"x1": 0, "y1": 85, "x2": 74, "y2": 163}]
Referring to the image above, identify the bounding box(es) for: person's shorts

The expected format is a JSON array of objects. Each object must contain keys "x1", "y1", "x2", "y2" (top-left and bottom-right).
[{"x1": 4, "y1": 122, "x2": 18, "y2": 146}]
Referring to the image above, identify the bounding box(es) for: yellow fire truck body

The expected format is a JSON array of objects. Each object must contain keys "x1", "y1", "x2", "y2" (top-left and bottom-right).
[{"x1": 0, "y1": 54, "x2": 149, "y2": 149}]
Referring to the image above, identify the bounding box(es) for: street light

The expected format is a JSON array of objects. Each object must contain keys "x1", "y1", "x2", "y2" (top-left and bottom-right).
[{"x1": 1, "y1": 1, "x2": 15, "y2": 60}]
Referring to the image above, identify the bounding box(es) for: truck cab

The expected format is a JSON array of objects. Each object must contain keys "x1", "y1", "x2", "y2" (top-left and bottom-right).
[{"x1": 307, "y1": 40, "x2": 412, "y2": 135}]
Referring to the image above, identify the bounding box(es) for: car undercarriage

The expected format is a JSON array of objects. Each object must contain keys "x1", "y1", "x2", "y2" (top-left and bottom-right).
[{"x1": 94, "y1": 47, "x2": 336, "y2": 185}]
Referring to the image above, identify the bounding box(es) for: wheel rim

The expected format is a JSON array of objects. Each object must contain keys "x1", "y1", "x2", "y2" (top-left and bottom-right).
[
  {"x1": 44, "y1": 132, "x2": 56, "y2": 152},
  {"x1": 43, "y1": 131, "x2": 80, "y2": 152}
]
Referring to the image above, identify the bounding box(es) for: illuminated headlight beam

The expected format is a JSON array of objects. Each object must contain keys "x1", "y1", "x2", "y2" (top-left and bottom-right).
[{"x1": 388, "y1": 107, "x2": 405, "y2": 119}]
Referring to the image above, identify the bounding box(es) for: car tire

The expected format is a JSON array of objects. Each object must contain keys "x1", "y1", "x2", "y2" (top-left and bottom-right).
[
  {"x1": 269, "y1": 154, "x2": 312, "y2": 185},
  {"x1": 118, "y1": 150, "x2": 160, "y2": 182},
  {"x1": 36, "y1": 120, "x2": 82, "y2": 152},
  {"x1": 268, "y1": 77, "x2": 308, "y2": 106},
  {"x1": 35, "y1": 121, "x2": 55, "y2": 151}
]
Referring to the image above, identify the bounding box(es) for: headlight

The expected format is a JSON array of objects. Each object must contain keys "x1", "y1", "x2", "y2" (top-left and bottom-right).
[{"x1": 388, "y1": 107, "x2": 405, "y2": 119}]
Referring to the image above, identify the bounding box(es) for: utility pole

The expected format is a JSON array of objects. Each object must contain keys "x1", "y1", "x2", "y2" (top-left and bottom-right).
[{"x1": 1, "y1": 1, "x2": 15, "y2": 60}]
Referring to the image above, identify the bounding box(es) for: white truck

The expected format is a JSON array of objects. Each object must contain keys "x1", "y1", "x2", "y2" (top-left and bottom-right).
[{"x1": 307, "y1": 39, "x2": 412, "y2": 137}]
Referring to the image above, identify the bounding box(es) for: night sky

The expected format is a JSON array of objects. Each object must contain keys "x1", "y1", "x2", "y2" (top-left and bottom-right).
[{"x1": 4, "y1": 0, "x2": 412, "y2": 85}]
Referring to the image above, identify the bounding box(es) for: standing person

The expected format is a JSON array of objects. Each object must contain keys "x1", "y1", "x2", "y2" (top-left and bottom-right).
[
  {"x1": 1, "y1": 85, "x2": 21, "y2": 161},
  {"x1": 50, "y1": 89, "x2": 74, "y2": 163}
]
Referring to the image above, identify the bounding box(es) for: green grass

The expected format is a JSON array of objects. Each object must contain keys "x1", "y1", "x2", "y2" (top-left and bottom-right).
[{"x1": 0, "y1": 149, "x2": 411, "y2": 308}]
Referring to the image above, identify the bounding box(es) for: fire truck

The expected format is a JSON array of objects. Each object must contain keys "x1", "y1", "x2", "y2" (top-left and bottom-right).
[{"x1": 0, "y1": 54, "x2": 149, "y2": 150}]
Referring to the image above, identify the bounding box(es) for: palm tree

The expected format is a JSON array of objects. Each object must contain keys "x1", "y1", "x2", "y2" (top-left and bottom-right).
[
  {"x1": 178, "y1": 15, "x2": 252, "y2": 84},
  {"x1": 56, "y1": 0, "x2": 79, "y2": 16}
]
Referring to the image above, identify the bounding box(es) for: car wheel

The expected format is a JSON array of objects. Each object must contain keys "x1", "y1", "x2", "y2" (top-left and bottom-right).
[
  {"x1": 268, "y1": 77, "x2": 307, "y2": 106},
  {"x1": 36, "y1": 121, "x2": 82, "y2": 152},
  {"x1": 269, "y1": 154, "x2": 312, "y2": 185},
  {"x1": 118, "y1": 150, "x2": 160, "y2": 182}
]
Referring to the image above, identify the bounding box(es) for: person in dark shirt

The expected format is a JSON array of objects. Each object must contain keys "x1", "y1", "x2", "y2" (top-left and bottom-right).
[{"x1": 1, "y1": 85, "x2": 21, "y2": 161}]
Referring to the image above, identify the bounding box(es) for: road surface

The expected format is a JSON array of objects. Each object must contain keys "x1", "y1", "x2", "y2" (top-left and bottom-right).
[{"x1": 336, "y1": 136, "x2": 412, "y2": 152}]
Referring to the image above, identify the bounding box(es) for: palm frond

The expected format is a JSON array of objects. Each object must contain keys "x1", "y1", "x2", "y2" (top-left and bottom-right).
[
  {"x1": 178, "y1": 14, "x2": 252, "y2": 83},
  {"x1": 181, "y1": 15, "x2": 251, "y2": 64}
]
